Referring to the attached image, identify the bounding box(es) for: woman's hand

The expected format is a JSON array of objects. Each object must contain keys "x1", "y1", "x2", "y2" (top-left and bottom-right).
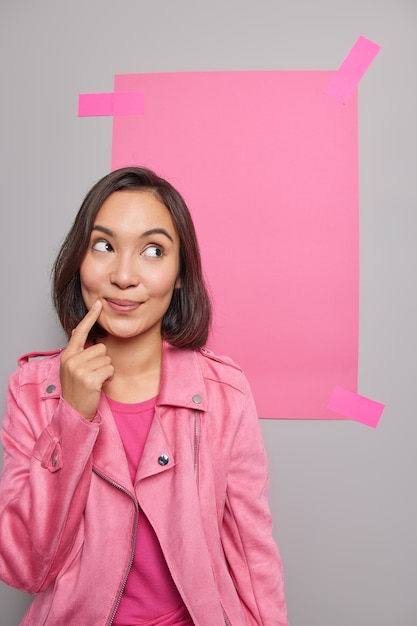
[{"x1": 60, "y1": 301, "x2": 114, "y2": 421}]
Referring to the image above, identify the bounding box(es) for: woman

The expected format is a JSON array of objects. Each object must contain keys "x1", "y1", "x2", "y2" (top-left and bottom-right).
[{"x1": 0, "y1": 167, "x2": 288, "y2": 625}]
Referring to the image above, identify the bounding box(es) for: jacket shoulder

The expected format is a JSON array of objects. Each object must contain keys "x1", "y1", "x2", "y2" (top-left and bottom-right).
[
  {"x1": 14, "y1": 349, "x2": 62, "y2": 386},
  {"x1": 17, "y1": 349, "x2": 63, "y2": 367},
  {"x1": 197, "y1": 347, "x2": 248, "y2": 393}
]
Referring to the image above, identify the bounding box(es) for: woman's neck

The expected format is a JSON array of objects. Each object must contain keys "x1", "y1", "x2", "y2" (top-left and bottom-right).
[{"x1": 101, "y1": 334, "x2": 163, "y2": 403}]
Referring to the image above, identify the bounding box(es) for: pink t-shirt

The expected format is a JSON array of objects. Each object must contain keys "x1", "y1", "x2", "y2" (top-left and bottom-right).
[{"x1": 108, "y1": 396, "x2": 193, "y2": 626}]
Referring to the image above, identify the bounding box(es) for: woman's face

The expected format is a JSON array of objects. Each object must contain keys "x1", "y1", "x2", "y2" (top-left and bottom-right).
[{"x1": 80, "y1": 189, "x2": 181, "y2": 344}]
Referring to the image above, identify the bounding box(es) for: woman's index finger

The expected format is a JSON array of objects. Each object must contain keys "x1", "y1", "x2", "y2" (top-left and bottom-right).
[{"x1": 67, "y1": 301, "x2": 102, "y2": 352}]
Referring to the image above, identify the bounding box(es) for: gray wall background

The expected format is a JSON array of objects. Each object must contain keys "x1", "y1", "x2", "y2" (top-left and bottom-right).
[{"x1": 1, "y1": 1, "x2": 416, "y2": 624}]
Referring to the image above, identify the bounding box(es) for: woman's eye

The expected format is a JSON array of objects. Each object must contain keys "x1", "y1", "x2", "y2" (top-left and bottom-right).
[
  {"x1": 92, "y1": 240, "x2": 113, "y2": 252},
  {"x1": 143, "y1": 245, "x2": 163, "y2": 258}
]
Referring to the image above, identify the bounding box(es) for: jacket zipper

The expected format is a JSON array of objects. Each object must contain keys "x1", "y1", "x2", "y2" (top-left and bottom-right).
[
  {"x1": 92, "y1": 467, "x2": 139, "y2": 626},
  {"x1": 193, "y1": 408, "x2": 200, "y2": 481},
  {"x1": 193, "y1": 410, "x2": 232, "y2": 626}
]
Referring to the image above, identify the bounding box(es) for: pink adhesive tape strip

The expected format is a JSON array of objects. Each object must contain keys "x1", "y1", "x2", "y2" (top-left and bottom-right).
[
  {"x1": 78, "y1": 92, "x2": 144, "y2": 116},
  {"x1": 327, "y1": 386, "x2": 384, "y2": 428},
  {"x1": 324, "y1": 35, "x2": 381, "y2": 104}
]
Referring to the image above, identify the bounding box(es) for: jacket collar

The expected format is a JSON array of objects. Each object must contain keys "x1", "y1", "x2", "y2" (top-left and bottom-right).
[
  {"x1": 158, "y1": 342, "x2": 207, "y2": 411},
  {"x1": 38, "y1": 341, "x2": 207, "y2": 410}
]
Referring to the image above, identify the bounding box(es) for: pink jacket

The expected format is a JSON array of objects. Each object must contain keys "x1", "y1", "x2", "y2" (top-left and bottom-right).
[{"x1": 0, "y1": 342, "x2": 288, "y2": 625}]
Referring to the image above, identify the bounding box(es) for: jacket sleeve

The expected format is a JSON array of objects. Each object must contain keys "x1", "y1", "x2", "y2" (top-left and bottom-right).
[
  {"x1": 221, "y1": 376, "x2": 289, "y2": 626},
  {"x1": 0, "y1": 368, "x2": 101, "y2": 594}
]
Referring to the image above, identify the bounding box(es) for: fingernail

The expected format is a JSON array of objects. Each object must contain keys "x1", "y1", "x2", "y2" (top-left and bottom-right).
[{"x1": 92, "y1": 300, "x2": 101, "y2": 310}]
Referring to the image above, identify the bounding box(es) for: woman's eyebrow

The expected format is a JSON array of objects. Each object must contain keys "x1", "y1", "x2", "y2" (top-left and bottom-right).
[
  {"x1": 92, "y1": 225, "x2": 113, "y2": 236},
  {"x1": 92, "y1": 225, "x2": 174, "y2": 242},
  {"x1": 141, "y1": 228, "x2": 174, "y2": 242}
]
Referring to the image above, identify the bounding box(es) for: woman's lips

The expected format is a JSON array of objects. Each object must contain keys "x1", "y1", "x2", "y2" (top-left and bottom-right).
[{"x1": 105, "y1": 298, "x2": 141, "y2": 313}]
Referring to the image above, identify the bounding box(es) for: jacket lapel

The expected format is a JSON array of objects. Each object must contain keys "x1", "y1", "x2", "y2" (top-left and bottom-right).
[{"x1": 91, "y1": 395, "x2": 133, "y2": 493}]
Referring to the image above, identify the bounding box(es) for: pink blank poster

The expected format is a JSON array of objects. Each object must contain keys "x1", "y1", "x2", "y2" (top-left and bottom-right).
[{"x1": 112, "y1": 71, "x2": 359, "y2": 419}]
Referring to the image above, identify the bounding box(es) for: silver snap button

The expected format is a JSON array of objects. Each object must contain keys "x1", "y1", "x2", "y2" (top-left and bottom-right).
[
  {"x1": 158, "y1": 454, "x2": 169, "y2": 466},
  {"x1": 192, "y1": 394, "x2": 203, "y2": 404},
  {"x1": 46, "y1": 385, "x2": 56, "y2": 394}
]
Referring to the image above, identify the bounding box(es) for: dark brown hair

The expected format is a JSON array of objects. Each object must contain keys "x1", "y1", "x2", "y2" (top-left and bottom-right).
[{"x1": 52, "y1": 166, "x2": 212, "y2": 349}]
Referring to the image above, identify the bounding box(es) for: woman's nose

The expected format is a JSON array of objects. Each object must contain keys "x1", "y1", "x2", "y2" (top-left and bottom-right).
[{"x1": 110, "y1": 255, "x2": 140, "y2": 289}]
